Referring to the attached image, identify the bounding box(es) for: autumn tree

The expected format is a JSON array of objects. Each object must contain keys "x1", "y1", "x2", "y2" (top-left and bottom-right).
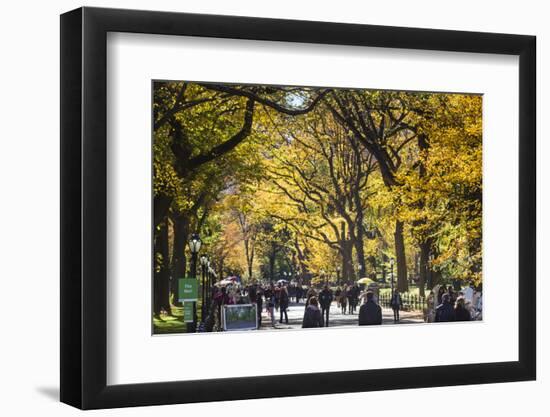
[{"x1": 323, "y1": 90, "x2": 418, "y2": 291}]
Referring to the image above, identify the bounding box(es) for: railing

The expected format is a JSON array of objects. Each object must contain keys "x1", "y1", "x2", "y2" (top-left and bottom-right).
[{"x1": 378, "y1": 292, "x2": 427, "y2": 312}]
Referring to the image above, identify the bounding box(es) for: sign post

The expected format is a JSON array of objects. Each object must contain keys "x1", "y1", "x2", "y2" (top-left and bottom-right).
[
  {"x1": 183, "y1": 302, "x2": 194, "y2": 323},
  {"x1": 178, "y1": 278, "x2": 199, "y2": 326}
]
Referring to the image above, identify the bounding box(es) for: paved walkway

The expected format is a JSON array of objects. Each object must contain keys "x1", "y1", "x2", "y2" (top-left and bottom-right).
[{"x1": 259, "y1": 301, "x2": 423, "y2": 330}]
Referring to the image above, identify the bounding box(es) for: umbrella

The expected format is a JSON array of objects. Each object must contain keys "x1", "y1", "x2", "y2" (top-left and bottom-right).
[
  {"x1": 276, "y1": 279, "x2": 289, "y2": 285},
  {"x1": 357, "y1": 277, "x2": 374, "y2": 285}
]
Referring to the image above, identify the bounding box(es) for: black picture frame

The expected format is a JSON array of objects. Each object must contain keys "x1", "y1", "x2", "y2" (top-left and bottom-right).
[{"x1": 60, "y1": 6, "x2": 536, "y2": 410}]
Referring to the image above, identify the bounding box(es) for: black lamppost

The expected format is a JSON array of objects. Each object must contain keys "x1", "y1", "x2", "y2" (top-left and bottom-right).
[
  {"x1": 390, "y1": 258, "x2": 395, "y2": 298},
  {"x1": 336, "y1": 266, "x2": 341, "y2": 283},
  {"x1": 206, "y1": 259, "x2": 212, "y2": 307},
  {"x1": 187, "y1": 233, "x2": 201, "y2": 332},
  {"x1": 200, "y1": 254, "x2": 208, "y2": 321}
]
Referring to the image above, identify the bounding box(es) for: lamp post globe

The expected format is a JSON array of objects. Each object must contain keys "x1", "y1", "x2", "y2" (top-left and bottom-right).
[{"x1": 188, "y1": 233, "x2": 202, "y2": 256}]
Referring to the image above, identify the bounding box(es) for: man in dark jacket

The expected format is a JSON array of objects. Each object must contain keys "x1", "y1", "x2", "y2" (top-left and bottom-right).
[
  {"x1": 350, "y1": 284, "x2": 361, "y2": 314},
  {"x1": 279, "y1": 285, "x2": 289, "y2": 324},
  {"x1": 318, "y1": 285, "x2": 334, "y2": 327},
  {"x1": 435, "y1": 293, "x2": 456, "y2": 322},
  {"x1": 358, "y1": 292, "x2": 382, "y2": 325},
  {"x1": 390, "y1": 290, "x2": 403, "y2": 323}
]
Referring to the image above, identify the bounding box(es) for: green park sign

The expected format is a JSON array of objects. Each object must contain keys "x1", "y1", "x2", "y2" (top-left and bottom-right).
[{"x1": 178, "y1": 278, "x2": 198, "y2": 301}]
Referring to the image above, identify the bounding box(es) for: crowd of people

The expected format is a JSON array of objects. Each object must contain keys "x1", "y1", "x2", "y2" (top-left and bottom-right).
[
  {"x1": 208, "y1": 280, "x2": 483, "y2": 331},
  {"x1": 425, "y1": 284, "x2": 483, "y2": 323}
]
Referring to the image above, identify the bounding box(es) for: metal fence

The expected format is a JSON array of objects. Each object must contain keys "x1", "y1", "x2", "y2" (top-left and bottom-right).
[{"x1": 378, "y1": 292, "x2": 427, "y2": 312}]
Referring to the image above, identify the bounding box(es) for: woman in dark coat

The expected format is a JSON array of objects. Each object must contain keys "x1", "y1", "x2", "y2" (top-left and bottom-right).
[
  {"x1": 437, "y1": 286, "x2": 445, "y2": 305},
  {"x1": 454, "y1": 296, "x2": 471, "y2": 321},
  {"x1": 302, "y1": 297, "x2": 324, "y2": 328}
]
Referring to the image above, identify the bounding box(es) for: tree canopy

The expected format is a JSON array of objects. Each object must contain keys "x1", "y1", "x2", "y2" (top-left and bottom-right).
[{"x1": 152, "y1": 81, "x2": 482, "y2": 315}]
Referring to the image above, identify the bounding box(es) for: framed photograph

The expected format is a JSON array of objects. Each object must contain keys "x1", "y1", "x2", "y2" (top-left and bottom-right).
[{"x1": 60, "y1": 6, "x2": 536, "y2": 409}]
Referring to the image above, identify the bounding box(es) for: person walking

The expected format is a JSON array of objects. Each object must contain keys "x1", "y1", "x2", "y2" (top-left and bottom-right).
[
  {"x1": 334, "y1": 287, "x2": 342, "y2": 309},
  {"x1": 346, "y1": 285, "x2": 354, "y2": 314},
  {"x1": 264, "y1": 283, "x2": 276, "y2": 327},
  {"x1": 256, "y1": 286, "x2": 263, "y2": 328},
  {"x1": 350, "y1": 284, "x2": 360, "y2": 314},
  {"x1": 447, "y1": 285, "x2": 457, "y2": 305},
  {"x1": 274, "y1": 284, "x2": 281, "y2": 312},
  {"x1": 435, "y1": 293, "x2": 456, "y2": 322},
  {"x1": 390, "y1": 290, "x2": 403, "y2": 323},
  {"x1": 437, "y1": 286, "x2": 445, "y2": 305},
  {"x1": 288, "y1": 285, "x2": 296, "y2": 303},
  {"x1": 318, "y1": 285, "x2": 334, "y2": 327},
  {"x1": 425, "y1": 290, "x2": 435, "y2": 323},
  {"x1": 302, "y1": 296, "x2": 324, "y2": 328},
  {"x1": 214, "y1": 286, "x2": 231, "y2": 331},
  {"x1": 295, "y1": 285, "x2": 302, "y2": 303},
  {"x1": 454, "y1": 296, "x2": 471, "y2": 321},
  {"x1": 279, "y1": 285, "x2": 289, "y2": 324},
  {"x1": 305, "y1": 286, "x2": 317, "y2": 307},
  {"x1": 358, "y1": 291, "x2": 382, "y2": 325},
  {"x1": 248, "y1": 284, "x2": 257, "y2": 304},
  {"x1": 340, "y1": 287, "x2": 348, "y2": 314}
]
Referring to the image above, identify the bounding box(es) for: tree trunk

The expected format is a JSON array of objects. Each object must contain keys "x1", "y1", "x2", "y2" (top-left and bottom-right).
[
  {"x1": 171, "y1": 215, "x2": 189, "y2": 306},
  {"x1": 339, "y1": 221, "x2": 355, "y2": 284},
  {"x1": 247, "y1": 260, "x2": 254, "y2": 282},
  {"x1": 432, "y1": 269, "x2": 443, "y2": 287},
  {"x1": 293, "y1": 238, "x2": 309, "y2": 283},
  {"x1": 154, "y1": 194, "x2": 173, "y2": 229},
  {"x1": 353, "y1": 236, "x2": 366, "y2": 278},
  {"x1": 153, "y1": 218, "x2": 172, "y2": 316},
  {"x1": 244, "y1": 238, "x2": 255, "y2": 280},
  {"x1": 352, "y1": 190, "x2": 367, "y2": 276},
  {"x1": 218, "y1": 259, "x2": 224, "y2": 282},
  {"x1": 394, "y1": 219, "x2": 409, "y2": 292},
  {"x1": 341, "y1": 240, "x2": 355, "y2": 284},
  {"x1": 418, "y1": 240, "x2": 431, "y2": 297},
  {"x1": 269, "y1": 253, "x2": 276, "y2": 282},
  {"x1": 416, "y1": 133, "x2": 430, "y2": 297}
]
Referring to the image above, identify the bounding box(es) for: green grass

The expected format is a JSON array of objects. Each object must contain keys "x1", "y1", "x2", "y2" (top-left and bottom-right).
[
  {"x1": 153, "y1": 304, "x2": 185, "y2": 334},
  {"x1": 153, "y1": 300, "x2": 206, "y2": 334}
]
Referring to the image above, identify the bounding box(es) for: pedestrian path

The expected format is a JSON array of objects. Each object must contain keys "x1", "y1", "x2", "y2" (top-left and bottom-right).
[{"x1": 259, "y1": 301, "x2": 423, "y2": 330}]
